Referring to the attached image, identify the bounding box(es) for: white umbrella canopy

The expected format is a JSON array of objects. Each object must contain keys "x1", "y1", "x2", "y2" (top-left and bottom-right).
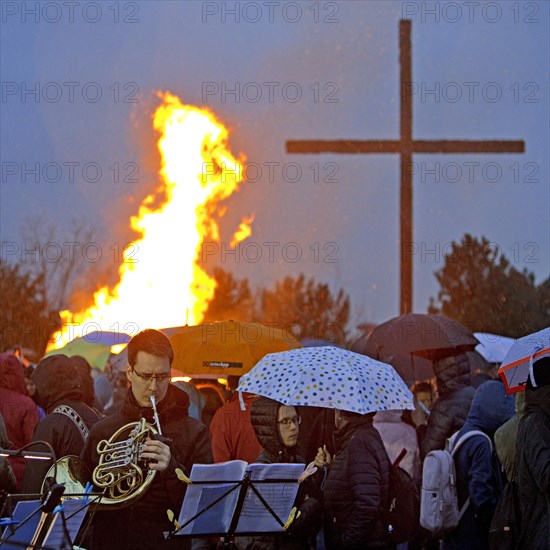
[
  {"x1": 474, "y1": 333, "x2": 516, "y2": 364},
  {"x1": 237, "y1": 346, "x2": 414, "y2": 414},
  {"x1": 498, "y1": 327, "x2": 550, "y2": 393}
]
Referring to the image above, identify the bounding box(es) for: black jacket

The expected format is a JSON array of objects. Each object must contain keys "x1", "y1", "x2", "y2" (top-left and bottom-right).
[
  {"x1": 420, "y1": 353, "x2": 476, "y2": 458},
  {"x1": 516, "y1": 385, "x2": 550, "y2": 550},
  {"x1": 81, "y1": 383, "x2": 212, "y2": 550},
  {"x1": 323, "y1": 414, "x2": 394, "y2": 550},
  {"x1": 22, "y1": 355, "x2": 100, "y2": 493}
]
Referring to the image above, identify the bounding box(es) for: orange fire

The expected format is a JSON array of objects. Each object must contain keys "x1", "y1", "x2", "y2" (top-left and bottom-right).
[
  {"x1": 49, "y1": 92, "x2": 249, "y2": 349},
  {"x1": 231, "y1": 214, "x2": 255, "y2": 247}
]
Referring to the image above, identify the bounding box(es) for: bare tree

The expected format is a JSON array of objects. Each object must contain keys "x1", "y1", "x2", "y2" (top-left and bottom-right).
[{"x1": 20, "y1": 215, "x2": 101, "y2": 311}]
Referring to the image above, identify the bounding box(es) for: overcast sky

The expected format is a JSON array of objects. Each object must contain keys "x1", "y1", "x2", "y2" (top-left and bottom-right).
[{"x1": 1, "y1": 0, "x2": 548, "y2": 334}]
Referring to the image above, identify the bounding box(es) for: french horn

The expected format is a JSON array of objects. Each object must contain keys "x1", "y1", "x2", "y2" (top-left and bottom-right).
[{"x1": 42, "y1": 396, "x2": 163, "y2": 508}]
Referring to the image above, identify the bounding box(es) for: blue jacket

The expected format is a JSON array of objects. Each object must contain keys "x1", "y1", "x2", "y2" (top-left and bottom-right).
[{"x1": 442, "y1": 381, "x2": 514, "y2": 550}]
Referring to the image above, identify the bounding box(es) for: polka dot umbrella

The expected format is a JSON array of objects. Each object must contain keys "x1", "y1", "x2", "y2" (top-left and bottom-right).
[{"x1": 237, "y1": 346, "x2": 414, "y2": 414}]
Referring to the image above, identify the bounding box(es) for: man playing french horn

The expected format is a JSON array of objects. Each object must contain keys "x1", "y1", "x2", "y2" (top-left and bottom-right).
[{"x1": 81, "y1": 329, "x2": 213, "y2": 549}]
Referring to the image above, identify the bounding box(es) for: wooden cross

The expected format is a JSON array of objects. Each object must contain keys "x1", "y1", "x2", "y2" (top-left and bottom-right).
[{"x1": 286, "y1": 20, "x2": 525, "y2": 315}]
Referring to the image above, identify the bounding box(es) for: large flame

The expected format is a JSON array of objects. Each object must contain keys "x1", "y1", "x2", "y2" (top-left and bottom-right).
[{"x1": 49, "y1": 92, "x2": 248, "y2": 349}]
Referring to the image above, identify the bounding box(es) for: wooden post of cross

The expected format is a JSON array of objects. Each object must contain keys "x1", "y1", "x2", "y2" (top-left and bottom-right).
[{"x1": 286, "y1": 20, "x2": 525, "y2": 315}]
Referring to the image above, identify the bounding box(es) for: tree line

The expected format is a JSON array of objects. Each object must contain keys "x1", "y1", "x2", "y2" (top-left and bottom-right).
[{"x1": 1, "y1": 232, "x2": 548, "y2": 358}]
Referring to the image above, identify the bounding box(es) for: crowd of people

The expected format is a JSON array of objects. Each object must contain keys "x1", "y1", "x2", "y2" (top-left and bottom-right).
[{"x1": 0, "y1": 328, "x2": 549, "y2": 549}]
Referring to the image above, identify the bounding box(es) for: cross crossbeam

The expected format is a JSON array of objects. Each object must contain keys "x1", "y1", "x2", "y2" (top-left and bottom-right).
[{"x1": 287, "y1": 20, "x2": 525, "y2": 314}]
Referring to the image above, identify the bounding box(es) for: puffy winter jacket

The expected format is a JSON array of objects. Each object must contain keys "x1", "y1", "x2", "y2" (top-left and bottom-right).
[
  {"x1": 420, "y1": 353, "x2": 475, "y2": 458},
  {"x1": 323, "y1": 414, "x2": 394, "y2": 550},
  {"x1": 235, "y1": 397, "x2": 321, "y2": 550},
  {"x1": 516, "y1": 385, "x2": 550, "y2": 550}
]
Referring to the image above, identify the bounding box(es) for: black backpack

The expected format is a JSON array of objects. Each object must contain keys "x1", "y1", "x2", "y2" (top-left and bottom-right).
[
  {"x1": 384, "y1": 448, "x2": 420, "y2": 544},
  {"x1": 488, "y1": 480, "x2": 521, "y2": 550}
]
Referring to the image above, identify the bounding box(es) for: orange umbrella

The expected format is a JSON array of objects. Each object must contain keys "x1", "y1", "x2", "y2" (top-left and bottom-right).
[{"x1": 170, "y1": 321, "x2": 301, "y2": 376}]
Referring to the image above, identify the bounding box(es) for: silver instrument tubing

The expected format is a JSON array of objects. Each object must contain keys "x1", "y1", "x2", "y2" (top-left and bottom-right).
[{"x1": 150, "y1": 395, "x2": 163, "y2": 436}]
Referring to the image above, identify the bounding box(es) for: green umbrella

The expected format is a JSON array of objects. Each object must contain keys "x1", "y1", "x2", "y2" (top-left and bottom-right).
[{"x1": 45, "y1": 338, "x2": 110, "y2": 371}]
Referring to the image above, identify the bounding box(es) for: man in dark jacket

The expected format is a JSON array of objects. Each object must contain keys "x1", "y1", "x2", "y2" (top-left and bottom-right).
[
  {"x1": 442, "y1": 380, "x2": 514, "y2": 549},
  {"x1": 81, "y1": 329, "x2": 212, "y2": 550},
  {"x1": 420, "y1": 353, "x2": 476, "y2": 458},
  {"x1": 316, "y1": 410, "x2": 394, "y2": 550},
  {"x1": 22, "y1": 354, "x2": 100, "y2": 493},
  {"x1": 516, "y1": 355, "x2": 550, "y2": 550}
]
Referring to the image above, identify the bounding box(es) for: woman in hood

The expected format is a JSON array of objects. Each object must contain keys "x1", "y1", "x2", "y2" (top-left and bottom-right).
[
  {"x1": 236, "y1": 397, "x2": 321, "y2": 550},
  {"x1": 251, "y1": 397, "x2": 301, "y2": 464}
]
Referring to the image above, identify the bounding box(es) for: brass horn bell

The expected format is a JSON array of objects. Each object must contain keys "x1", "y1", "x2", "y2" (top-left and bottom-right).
[
  {"x1": 92, "y1": 417, "x2": 158, "y2": 506},
  {"x1": 42, "y1": 417, "x2": 158, "y2": 508}
]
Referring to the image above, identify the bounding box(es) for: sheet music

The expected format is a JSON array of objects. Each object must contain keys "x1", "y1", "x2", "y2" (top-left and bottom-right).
[
  {"x1": 236, "y1": 463, "x2": 304, "y2": 533},
  {"x1": 177, "y1": 460, "x2": 247, "y2": 535},
  {"x1": 176, "y1": 461, "x2": 305, "y2": 536}
]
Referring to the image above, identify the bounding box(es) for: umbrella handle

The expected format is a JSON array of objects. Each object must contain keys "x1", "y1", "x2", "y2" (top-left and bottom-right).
[
  {"x1": 528, "y1": 345, "x2": 543, "y2": 388},
  {"x1": 393, "y1": 448, "x2": 407, "y2": 468}
]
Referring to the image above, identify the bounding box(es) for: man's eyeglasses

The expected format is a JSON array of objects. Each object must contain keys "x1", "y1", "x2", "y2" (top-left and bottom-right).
[
  {"x1": 278, "y1": 416, "x2": 301, "y2": 428},
  {"x1": 131, "y1": 368, "x2": 171, "y2": 384}
]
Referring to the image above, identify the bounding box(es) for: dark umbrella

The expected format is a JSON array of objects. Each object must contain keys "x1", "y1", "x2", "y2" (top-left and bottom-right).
[
  {"x1": 355, "y1": 313, "x2": 478, "y2": 383},
  {"x1": 351, "y1": 334, "x2": 433, "y2": 384}
]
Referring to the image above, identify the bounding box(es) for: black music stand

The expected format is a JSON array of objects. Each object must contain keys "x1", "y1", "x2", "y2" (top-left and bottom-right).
[
  {"x1": 166, "y1": 465, "x2": 304, "y2": 548},
  {"x1": 0, "y1": 487, "x2": 103, "y2": 550}
]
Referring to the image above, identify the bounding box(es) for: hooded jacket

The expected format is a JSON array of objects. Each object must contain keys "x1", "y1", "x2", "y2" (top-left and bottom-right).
[
  {"x1": 236, "y1": 397, "x2": 321, "y2": 550},
  {"x1": 442, "y1": 380, "x2": 514, "y2": 550},
  {"x1": 22, "y1": 354, "x2": 101, "y2": 493},
  {"x1": 323, "y1": 413, "x2": 393, "y2": 550},
  {"x1": 516, "y1": 384, "x2": 550, "y2": 550},
  {"x1": 81, "y1": 382, "x2": 212, "y2": 550},
  {"x1": 210, "y1": 392, "x2": 262, "y2": 463},
  {"x1": 251, "y1": 396, "x2": 300, "y2": 464},
  {"x1": 420, "y1": 353, "x2": 476, "y2": 458},
  {"x1": 0, "y1": 353, "x2": 39, "y2": 489}
]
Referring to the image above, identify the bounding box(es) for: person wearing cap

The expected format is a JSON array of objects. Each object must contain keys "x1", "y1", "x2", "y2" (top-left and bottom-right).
[
  {"x1": 515, "y1": 355, "x2": 550, "y2": 549},
  {"x1": 22, "y1": 354, "x2": 101, "y2": 493}
]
